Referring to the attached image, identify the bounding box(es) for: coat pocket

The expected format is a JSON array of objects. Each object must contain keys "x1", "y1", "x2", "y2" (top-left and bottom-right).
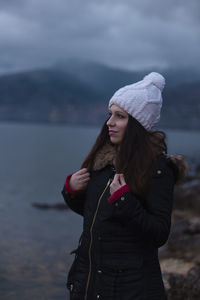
[
  {"x1": 115, "y1": 264, "x2": 144, "y2": 300},
  {"x1": 66, "y1": 251, "x2": 78, "y2": 291},
  {"x1": 66, "y1": 249, "x2": 88, "y2": 299},
  {"x1": 67, "y1": 256, "x2": 84, "y2": 300}
]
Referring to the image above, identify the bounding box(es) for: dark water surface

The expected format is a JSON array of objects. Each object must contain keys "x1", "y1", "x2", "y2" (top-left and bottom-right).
[
  {"x1": 0, "y1": 122, "x2": 200, "y2": 300},
  {"x1": 0, "y1": 123, "x2": 98, "y2": 300}
]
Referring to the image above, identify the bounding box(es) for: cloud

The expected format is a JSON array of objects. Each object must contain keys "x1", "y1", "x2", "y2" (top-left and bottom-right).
[{"x1": 0, "y1": 0, "x2": 199, "y2": 74}]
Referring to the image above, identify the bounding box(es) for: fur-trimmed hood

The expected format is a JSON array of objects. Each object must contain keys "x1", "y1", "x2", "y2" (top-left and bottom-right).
[
  {"x1": 92, "y1": 142, "x2": 188, "y2": 183},
  {"x1": 167, "y1": 154, "x2": 188, "y2": 183},
  {"x1": 93, "y1": 142, "x2": 117, "y2": 171}
]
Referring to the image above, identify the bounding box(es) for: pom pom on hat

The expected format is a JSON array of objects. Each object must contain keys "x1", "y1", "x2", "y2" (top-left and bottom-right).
[
  {"x1": 143, "y1": 72, "x2": 165, "y2": 92},
  {"x1": 108, "y1": 72, "x2": 165, "y2": 131}
]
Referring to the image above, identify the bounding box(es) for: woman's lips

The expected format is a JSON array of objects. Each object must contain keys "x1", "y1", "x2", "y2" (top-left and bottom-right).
[{"x1": 109, "y1": 130, "x2": 117, "y2": 136}]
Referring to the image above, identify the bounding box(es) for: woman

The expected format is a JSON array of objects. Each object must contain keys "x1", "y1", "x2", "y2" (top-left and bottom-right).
[{"x1": 62, "y1": 72, "x2": 186, "y2": 300}]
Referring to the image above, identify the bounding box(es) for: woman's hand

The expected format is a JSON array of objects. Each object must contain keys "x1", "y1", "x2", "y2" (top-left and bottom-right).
[
  {"x1": 110, "y1": 174, "x2": 126, "y2": 195},
  {"x1": 69, "y1": 168, "x2": 90, "y2": 191}
]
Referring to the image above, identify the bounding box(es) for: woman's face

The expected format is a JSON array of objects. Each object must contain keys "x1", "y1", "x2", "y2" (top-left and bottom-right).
[{"x1": 106, "y1": 104, "x2": 129, "y2": 144}]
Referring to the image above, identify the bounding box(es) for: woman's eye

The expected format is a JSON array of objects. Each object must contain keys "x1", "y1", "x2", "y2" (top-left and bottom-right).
[{"x1": 117, "y1": 114, "x2": 124, "y2": 119}]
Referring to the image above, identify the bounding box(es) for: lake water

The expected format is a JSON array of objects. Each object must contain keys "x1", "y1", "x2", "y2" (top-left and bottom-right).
[{"x1": 0, "y1": 122, "x2": 200, "y2": 300}]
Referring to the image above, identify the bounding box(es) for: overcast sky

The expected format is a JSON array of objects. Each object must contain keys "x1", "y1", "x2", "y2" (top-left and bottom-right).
[{"x1": 0, "y1": 0, "x2": 200, "y2": 74}]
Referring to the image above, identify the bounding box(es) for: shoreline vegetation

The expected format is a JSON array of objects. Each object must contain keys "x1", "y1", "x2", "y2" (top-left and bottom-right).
[{"x1": 32, "y1": 160, "x2": 200, "y2": 299}]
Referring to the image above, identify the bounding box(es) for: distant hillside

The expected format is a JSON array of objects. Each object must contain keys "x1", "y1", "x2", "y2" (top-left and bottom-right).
[
  {"x1": 55, "y1": 59, "x2": 143, "y2": 97},
  {"x1": 0, "y1": 61, "x2": 200, "y2": 129},
  {"x1": 162, "y1": 81, "x2": 200, "y2": 129},
  {"x1": 56, "y1": 58, "x2": 200, "y2": 93},
  {"x1": 0, "y1": 68, "x2": 104, "y2": 124}
]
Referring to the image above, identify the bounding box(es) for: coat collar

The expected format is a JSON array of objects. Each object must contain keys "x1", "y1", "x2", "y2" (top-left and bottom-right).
[
  {"x1": 93, "y1": 142, "x2": 117, "y2": 171},
  {"x1": 92, "y1": 142, "x2": 188, "y2": 183}
]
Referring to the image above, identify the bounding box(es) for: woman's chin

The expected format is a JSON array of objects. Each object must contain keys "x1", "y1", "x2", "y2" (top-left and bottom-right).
[{"x1": 109, "y1": 136, "x2": 121, "y2": 144}]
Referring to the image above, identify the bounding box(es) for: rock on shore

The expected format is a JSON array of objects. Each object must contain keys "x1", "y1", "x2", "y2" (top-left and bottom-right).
[{"x1": 160, "y1": 162, "x2": 200, "y2": 299}]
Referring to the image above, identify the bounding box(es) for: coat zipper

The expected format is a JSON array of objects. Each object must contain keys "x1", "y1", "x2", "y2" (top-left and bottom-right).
[{"x1": 84, "y1": 178, "x2": 111, "y2": 300}]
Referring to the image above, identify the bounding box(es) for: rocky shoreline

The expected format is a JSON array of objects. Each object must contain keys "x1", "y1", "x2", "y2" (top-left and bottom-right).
[{"x1": 160, "y1": 161, "x2": 200, "y2": 299}]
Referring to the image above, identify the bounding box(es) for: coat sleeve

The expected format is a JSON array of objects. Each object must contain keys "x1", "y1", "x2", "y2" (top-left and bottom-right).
[
  {"x1": 61, "y1": 174, "x2": 86, "y2": 216},
  {"x1": 108, "y1": 156, "x2": 176, "y2": 248}
]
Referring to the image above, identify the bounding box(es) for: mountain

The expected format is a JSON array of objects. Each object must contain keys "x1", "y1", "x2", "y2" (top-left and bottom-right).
[
  {"x1": 56, "y1": 58, "x2": 200, "y2": 91},
  {"x1": 0, "y1": 61, "x2": 200, "y2": 129},
  {"x1": 0, "y1": 68, "x2": 103, "y2": 124},
  {"x1": 55, "y1": 59, "x2": 143, "y2": 97}
]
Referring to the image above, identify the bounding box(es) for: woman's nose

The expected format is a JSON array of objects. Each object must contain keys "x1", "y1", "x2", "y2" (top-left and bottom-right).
[{"x1": 107, "y1": 116, "x2": 114, "y2": 126}]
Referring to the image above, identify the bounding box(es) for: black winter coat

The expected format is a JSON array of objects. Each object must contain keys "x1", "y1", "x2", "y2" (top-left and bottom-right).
[{"x1": 62, "y1": 153, "x2": 176, "y2": 300}]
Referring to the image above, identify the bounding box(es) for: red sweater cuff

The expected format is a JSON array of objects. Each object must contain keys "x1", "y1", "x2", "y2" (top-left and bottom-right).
[
  {"x1": 65, "y1": 174, "x2": 84, "y2": 195},
  {"x1": 108, "y1": 184, "x2": 130, "y2": 204}
]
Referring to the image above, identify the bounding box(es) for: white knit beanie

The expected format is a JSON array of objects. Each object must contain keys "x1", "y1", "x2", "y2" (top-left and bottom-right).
[{"x1": 108, "y1": 72, "x2": 165, "y2": 131}]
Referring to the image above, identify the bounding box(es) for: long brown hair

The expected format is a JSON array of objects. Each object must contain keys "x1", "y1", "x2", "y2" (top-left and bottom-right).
[{"x1": 81, "y1": 115, "x2": 167, "y2": 197}]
